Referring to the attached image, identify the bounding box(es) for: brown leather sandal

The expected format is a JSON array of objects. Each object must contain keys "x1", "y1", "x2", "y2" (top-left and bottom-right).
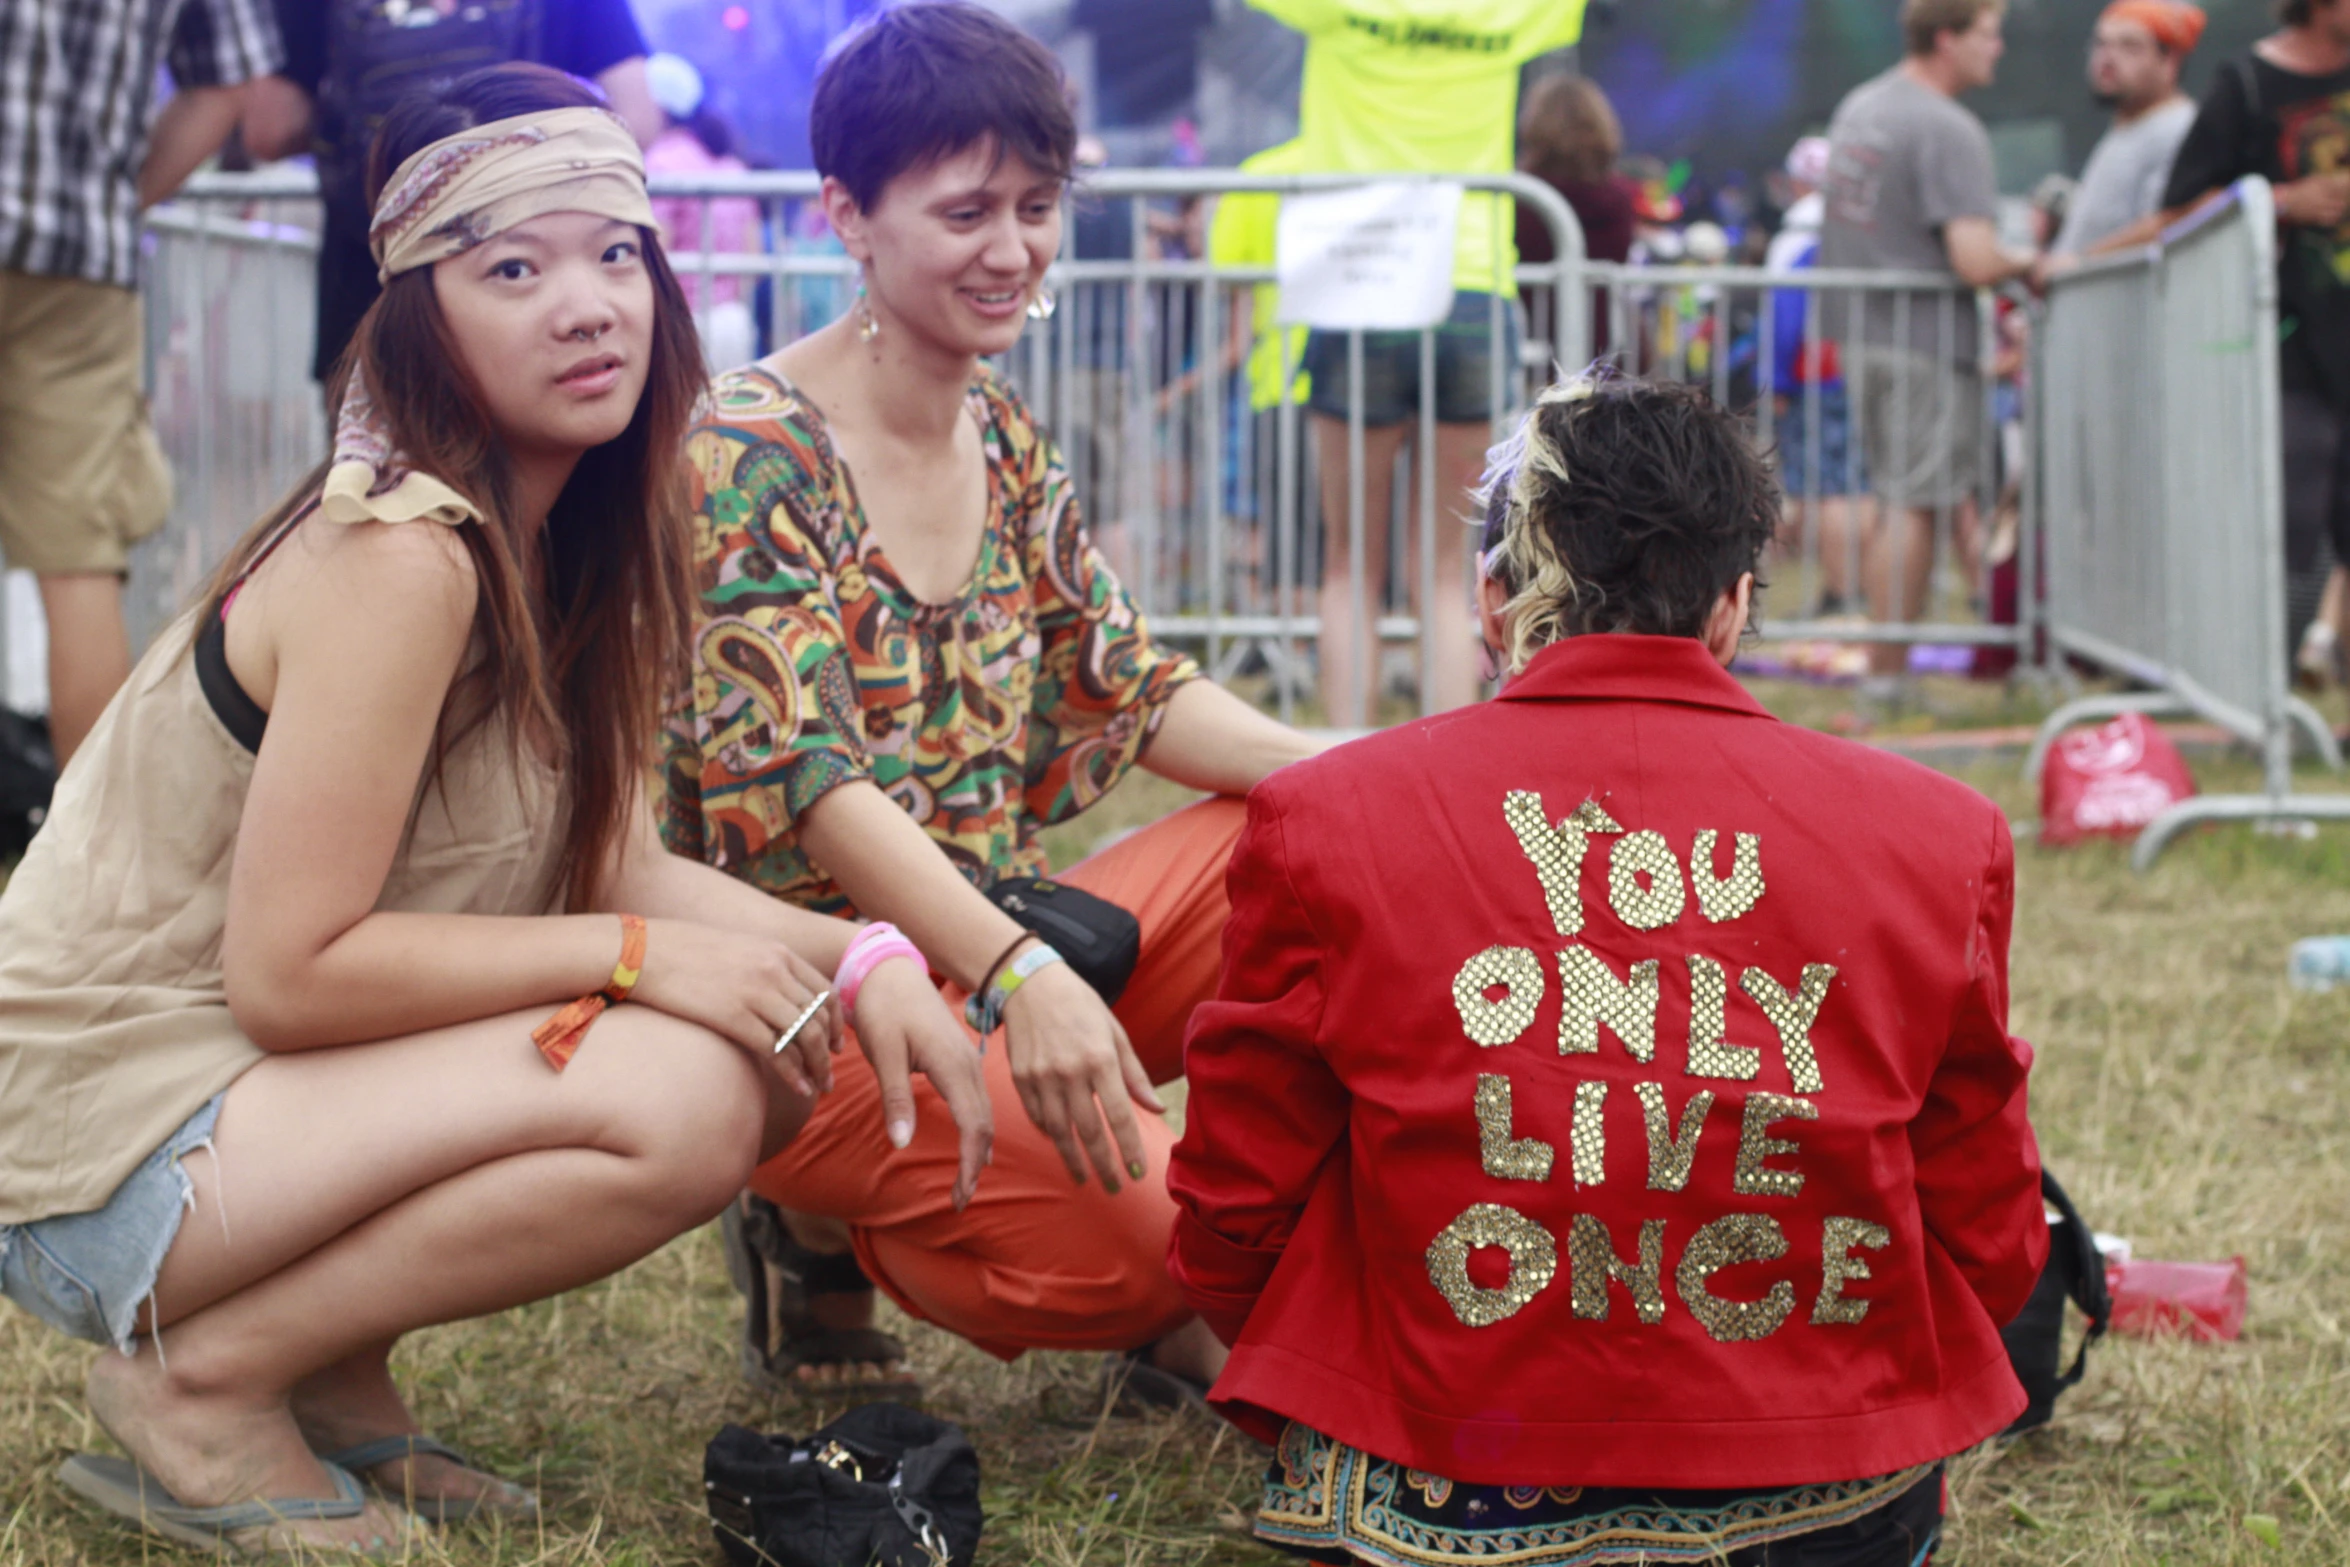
[{"x1": 722, "y1": 1195, "x2": 922, "y2": 1401}]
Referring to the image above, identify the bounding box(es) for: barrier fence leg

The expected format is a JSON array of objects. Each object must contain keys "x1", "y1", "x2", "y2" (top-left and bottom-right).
[
  {"x1": 2132, "y1": 791, "x2": 2350, "y2": 871},
  {"x1": 2284, "y1": 696, "x2": 2346, "y2": 771}
]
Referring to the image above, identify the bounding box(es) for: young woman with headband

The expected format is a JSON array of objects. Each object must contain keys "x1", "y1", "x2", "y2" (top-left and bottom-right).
[
  {"x1": 0, "y1": 63, "x2": 987, "y2": 1556},
  {"x1": 659, "y1": 2, "x2": 1320, "y2": 1399}
]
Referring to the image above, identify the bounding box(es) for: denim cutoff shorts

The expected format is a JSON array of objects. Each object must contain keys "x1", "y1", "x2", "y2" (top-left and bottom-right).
[
  {"x1": 1302, "y1": 290, "x2": 1520, "y2": 426},
  {"x1": 0, "y1": 1093, "x2": 223, "y2": 1353}
]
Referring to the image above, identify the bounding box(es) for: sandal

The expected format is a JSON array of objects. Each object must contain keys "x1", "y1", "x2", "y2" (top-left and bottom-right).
[
  {"x1": 722, "y1": 1195, "x2": 922, "y2": 1400},
  {"x1": 1099, "y1": 1342, "x2": 1214, "y2": 1417},
  {"x1": 320, "y1": 1434, "x2": 539, "y2": 1526},
  {"x1": 57, "y1": 1453, "x2": 411, "y2": 1558}
]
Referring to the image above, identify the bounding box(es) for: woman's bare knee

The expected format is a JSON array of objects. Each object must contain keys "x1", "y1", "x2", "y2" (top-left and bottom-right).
[{"x1": 577, "y1": 1011, "x2": 768, "y2": 1220}]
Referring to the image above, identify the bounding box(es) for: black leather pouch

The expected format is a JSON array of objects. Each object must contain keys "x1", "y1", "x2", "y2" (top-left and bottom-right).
[{"x1": 983, "y1": 876, "x2": 1142, "y2": 1006}]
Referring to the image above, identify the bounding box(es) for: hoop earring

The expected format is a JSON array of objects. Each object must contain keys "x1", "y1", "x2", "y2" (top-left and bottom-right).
[
  {"x1": 855, "y1": 281, "x2": 880, "y2": 345},
  {"x1": 1026, "y1": 285, "x2": 1057, "y2": 322}
]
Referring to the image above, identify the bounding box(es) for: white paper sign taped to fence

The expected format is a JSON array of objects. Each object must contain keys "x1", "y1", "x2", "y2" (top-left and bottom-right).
[{"x1": 1275, "y1": 181, "x2": 1463, "y2": 331}]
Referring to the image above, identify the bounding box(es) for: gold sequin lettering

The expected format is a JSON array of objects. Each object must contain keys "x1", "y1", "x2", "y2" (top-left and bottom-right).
[
  {"x1": 1675, "y1": 1213, "x2": 1796, "y2": 1344},
  {"x1": 1691, "y1": 830, "x2": 1766, "y2": 923},
  {"x1": 1814, "y1": 1217, "x2": 1892, "y2": 1326},
  {"x1": 1556, "y1": 947, "x2": 1661, "y2": 1061},
  {"x1": 1503, "y1": 793, "x2": 1624, "y2": 937},
  {"x1": 1425, "y1": 1203, "x2": 1559, "y2": 1328},
  {"x1": 1738, "y1": 963, "x2": 1837, "y2": 1093},
  {"x1": 1474, "y1": 1074, "x2": 1554, "y2": 1183},
  {"x1": 1731, "y1": 1092, "x2": 1818, "y2": 1199},
  {"x1": 1571, "y1": 1081, "x2": 1607, "y2": 1186},
  {"x1": 1607, "y1": 830, "x2": 1687, "y2": 931},
  {"x1": 1684, "y1": 956, "x2": 1759, "y2": 1081},
  {"x1": 1568, "y1": 1213, "x2": 1667, "y2": 1324},
  {"x1": 1634, "y1": 1081, "x2": 1714, "y2": 1192},
  {"x1": 1451, "y1": 946, "x2": 1545, "y2": 1047}
]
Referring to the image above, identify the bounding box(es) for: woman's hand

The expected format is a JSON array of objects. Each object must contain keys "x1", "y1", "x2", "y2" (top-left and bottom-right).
[
  {"x1": 1000, "y1": 959, "x2": 1163, "y2": 1192},
  {"x1": 629, "y1": 918, "x2": 844, "y2": 1095},
  {"x1": 852, "y1": 958, "x2": 995, "y2": 1209}
]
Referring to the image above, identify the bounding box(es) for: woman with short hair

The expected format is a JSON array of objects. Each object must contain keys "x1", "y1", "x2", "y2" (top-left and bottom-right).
[
  {"x1": 0, "y1": 62, "x2": 985, "y2": 1556},
  {"x1": 1173, "y1": 376, "x2": 2045, "y2": 1565},
  {"x1": 660, "y1": 1, "x2": 1319, "y2": 1399}
]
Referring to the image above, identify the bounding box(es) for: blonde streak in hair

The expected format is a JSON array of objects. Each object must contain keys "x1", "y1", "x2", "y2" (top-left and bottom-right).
[{"x1": 1492, "y1": 379, "x2": 1602, "y2": 673}]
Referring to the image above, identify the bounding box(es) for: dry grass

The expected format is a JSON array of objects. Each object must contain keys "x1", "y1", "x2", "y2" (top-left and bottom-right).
[{"x1": 7, "y1": 684, "x2": 2350, "y2": 1564}]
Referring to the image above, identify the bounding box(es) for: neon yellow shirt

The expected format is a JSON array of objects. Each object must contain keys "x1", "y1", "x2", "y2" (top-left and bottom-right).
[
  {"x1": 1209, "y1": 140, "x2": 1314, "y2": 411},
  {"x1": 1249, "y1": 0, "x2": 1588, "y2": 296}
]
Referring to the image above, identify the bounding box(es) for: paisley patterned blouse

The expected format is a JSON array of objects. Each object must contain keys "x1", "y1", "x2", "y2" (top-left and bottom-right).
[{"x1": 657, "y1": 363, "x2": 1200, "y2": 915}]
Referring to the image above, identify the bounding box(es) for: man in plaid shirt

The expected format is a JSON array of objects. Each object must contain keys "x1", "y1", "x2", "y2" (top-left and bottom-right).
[{"x1": 0, "y1": 0, "x2": 282, "y2": 765}]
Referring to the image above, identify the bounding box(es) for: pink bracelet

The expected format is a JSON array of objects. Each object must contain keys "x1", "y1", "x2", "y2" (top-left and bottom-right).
[{"x1": 836, "y1": 921, "x2": 928, "y2": 1018}]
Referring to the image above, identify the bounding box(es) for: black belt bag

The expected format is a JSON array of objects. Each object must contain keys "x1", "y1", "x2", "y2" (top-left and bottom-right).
[{"x1": 983, "y1": 876, "x2": 1141, "y2": 1005}]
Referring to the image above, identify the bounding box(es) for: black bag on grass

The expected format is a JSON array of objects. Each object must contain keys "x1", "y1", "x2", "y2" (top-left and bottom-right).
[
  {"x1": 705, "y1": 1403, "x2": 981, "y2": 1567},
  {"x1": 2000, "y1": 1168, "x2": 2111, "y2": 1435}
]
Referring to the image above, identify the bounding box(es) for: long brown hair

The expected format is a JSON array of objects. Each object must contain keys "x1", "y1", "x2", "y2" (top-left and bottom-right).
[
  {"x1": 1517, "y1": 75, "x2": 1623, "y2": 190},
  {"x1": 206, "y1": 63, "x2": 704, "y2": 910}
]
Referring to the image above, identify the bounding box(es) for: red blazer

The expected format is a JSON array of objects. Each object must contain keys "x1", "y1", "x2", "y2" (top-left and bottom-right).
[{"x1": 1169, "y1": 634, "x2": 2046, "y2": 1488}]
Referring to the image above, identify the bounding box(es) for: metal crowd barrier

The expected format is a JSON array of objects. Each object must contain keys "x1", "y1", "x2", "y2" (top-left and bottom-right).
[
  {"x1": 2025, "y1": 177, "x2": 2350, "y2": 868},
  {"x1": 115, "y1": 165, "x2": 1585, "y2": 729},
  {"x1": 85, "y1": 166, "x2": 2011, "y2": 729},
  {"x1": 1581, "y1": 258, "x2": 2013, "y2": 657}
]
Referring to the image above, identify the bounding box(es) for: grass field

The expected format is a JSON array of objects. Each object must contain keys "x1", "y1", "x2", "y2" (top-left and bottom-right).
[{"x1": 7, "y1": 676, "x2": 2350, "y2": 1564}]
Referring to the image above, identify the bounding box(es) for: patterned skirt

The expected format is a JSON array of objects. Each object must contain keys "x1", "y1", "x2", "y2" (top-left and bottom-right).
[{"x1": 1257, "y1": 1422, "x2": 1941, "y2": 1567}]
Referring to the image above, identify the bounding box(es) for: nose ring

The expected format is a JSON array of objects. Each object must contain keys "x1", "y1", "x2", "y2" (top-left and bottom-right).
[{"x1": 571, "y1": 325, "x2": 607, "y2": 343}]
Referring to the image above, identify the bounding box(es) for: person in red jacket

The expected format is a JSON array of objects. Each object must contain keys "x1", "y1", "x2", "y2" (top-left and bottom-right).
[{"x1": 1169, "y1": 374, "x2": 2046, "y2": 1565}]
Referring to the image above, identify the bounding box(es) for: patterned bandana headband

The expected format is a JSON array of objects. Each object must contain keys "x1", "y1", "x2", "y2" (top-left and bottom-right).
[{"x1": 368, "y1": 106, "x2": 656, "y2": 283}]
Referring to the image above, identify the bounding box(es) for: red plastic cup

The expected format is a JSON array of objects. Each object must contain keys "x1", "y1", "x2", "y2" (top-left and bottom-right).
[{"x1": 2105, "y1": 1256, "x2": 2247, "y2": 1342}]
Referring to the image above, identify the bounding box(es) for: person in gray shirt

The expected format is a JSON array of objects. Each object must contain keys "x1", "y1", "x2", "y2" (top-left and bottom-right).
[
  {"x1": 1822, "y1": 0, "x2": 2040, "y2": 673},
  {"x1": 2055, "y1": 1, "x2": 2208, "y2": 255}
]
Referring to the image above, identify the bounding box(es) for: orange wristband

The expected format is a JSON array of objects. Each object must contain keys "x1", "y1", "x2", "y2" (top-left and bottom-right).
[{"x1": 533, "y1": 914, "x2": 648, "y2": 1072}]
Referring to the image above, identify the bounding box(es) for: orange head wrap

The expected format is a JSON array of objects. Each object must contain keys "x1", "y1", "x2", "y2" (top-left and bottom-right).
[{"x1": 2099, "y1": 0, "x2": 2207, "y2": 56}]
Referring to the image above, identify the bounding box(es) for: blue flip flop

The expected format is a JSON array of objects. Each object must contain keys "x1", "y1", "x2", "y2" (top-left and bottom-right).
[
  {"x1": 322, "y1": 1434, "x2": 540, "y2": 1525},
  {"x1": 56, "y1": 1452, "x2": 404, "y2": 1556}
]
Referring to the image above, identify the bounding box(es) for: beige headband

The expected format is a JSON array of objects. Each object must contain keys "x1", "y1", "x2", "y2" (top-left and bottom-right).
[{"x1": 369, "y1": 106, "x2": 657, "y2": 282}]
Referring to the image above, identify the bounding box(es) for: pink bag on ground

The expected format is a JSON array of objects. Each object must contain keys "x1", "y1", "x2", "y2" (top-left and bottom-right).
[
  {"x1": 2106, "y1": 1256, "x2": 2248, "y2": 1341},
  {"x1": 2040, "y1": 713, "x2": 2196, "y2": 846}
]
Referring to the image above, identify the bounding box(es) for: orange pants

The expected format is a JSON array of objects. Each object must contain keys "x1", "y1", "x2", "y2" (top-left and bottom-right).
[{"x1": 748, "y1": 797, "x2": 1245, "y2": 1360}]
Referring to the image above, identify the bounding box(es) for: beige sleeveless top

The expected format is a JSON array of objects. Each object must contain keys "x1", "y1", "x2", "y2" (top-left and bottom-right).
[{"x1": 0, "y1": 610, "x2": 564, "y2": 1224}]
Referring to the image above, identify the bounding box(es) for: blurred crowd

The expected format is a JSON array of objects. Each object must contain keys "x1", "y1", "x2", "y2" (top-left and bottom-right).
[{"x1": 7, "y1": 0, "x2": 2347, "y2": 749}]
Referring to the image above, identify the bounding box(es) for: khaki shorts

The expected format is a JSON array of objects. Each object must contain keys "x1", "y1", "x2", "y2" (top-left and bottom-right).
[
  {"x1": 0, "y1": 271, "x2": 173, "y2": 574},
  {"x1": 1850, "y1": 343, "x2": 1984, "y2": 512}
]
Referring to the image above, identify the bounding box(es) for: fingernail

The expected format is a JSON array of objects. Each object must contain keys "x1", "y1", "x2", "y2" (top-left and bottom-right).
[
  {"x1": 1128, "y1": 1160, "x2": 1147, "y2": 1181},
  {"x1": 888, "y1": 1119, "x2": 913, "y2": 1149}
]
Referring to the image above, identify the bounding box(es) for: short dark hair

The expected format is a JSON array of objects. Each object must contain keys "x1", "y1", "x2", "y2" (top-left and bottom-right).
[
  {"x1": 1901, "y1": 0, "x2": 2003, "y2": 57},
  {"x1": 2278, "y1": 0, "x2": 2316, "y2": 25},
  {"x1": 810, "y1": 2, "x2": 1076, "y2": 213},
  {"x1": 1481, "y1": 378, "x2": 1777, "y2": 660}
]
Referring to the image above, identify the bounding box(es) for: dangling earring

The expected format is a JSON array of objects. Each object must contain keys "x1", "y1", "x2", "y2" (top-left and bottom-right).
[
  {"x1": 1026, "y1": 285, "x2": 1057, "y2": 322},
  {"x1": 855, "y1": 281, "x2": 880, "y2": 345}
]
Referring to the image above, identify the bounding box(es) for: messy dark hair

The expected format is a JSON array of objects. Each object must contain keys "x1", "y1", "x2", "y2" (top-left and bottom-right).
[
  {"x1": 811, "y1": 2, "x2": 1077, "y2": 213},
  {"x1": 1478, "y1": 376, "x2": 1778, "y2": 667}
]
